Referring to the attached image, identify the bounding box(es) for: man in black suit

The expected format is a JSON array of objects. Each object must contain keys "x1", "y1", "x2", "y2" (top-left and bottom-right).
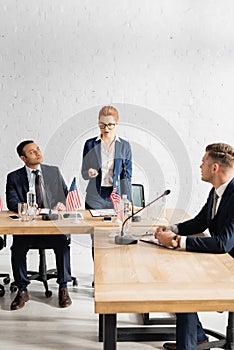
[
  {"x1": 6, "y1": 140, "x2": 72, "y2": 310},
  {"x1": 155, "y1": 142, "x2": 234, "y2": 350}
]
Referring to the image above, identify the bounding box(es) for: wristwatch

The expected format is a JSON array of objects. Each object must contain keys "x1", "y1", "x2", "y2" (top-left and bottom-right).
[{"x1": 171, "y1": 234, "x2": 179, "y2": 248}]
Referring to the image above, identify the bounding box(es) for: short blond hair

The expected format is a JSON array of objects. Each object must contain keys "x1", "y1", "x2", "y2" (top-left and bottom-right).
[
  {"x1": 98, "y1": 106, "x2": 119, "y2": 123},
  {"x1": 206, "y1": 143, "x2": 234, "y2": 168}
]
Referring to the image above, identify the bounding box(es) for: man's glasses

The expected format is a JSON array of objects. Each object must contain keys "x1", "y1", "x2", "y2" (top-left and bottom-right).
[{"x1": 99, "y1": 123, "x2": 116, "y2": 130}]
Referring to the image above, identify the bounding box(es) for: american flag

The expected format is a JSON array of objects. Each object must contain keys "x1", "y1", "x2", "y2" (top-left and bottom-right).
[
  {"x1": 0, "y1": 196, "x2": 2, "y2": 211},
  {"x1": 110, "y1": 192, "x2": 123, "y2": 220},
  {"x1": 66, "y1": 177, "x2": 82, "y2": 210}
]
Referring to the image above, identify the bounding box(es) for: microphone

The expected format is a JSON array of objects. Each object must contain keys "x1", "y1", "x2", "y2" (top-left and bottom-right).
[
  {"x1": 123, "y1": 163, "x2": 141, "y2": 223},
  {"x1": 115, "y1": 189, "x2": 171, "y2": 245}
]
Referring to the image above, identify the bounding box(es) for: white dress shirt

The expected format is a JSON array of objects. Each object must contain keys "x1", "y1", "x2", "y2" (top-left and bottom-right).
[
  {"x1": 96, "y1": 135, "x2": 121, "y2": 187},
  {"x1": 25, "y1": 165, "x2": 48, "y2": 207}
]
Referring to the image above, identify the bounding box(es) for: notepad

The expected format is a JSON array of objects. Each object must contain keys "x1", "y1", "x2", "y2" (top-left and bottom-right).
[
  {"x1": 89, "y1": 209, "x2": 117, "y2": 217},
  {"x1": 62, "y1": 212, "x2": 83, "y2": 219},
  {"x1": 140, "y1": 237, "x2": 174, "y2": 249},
  {"x1": 140, "y1": 237, "x2": 161, "y2": 246}
]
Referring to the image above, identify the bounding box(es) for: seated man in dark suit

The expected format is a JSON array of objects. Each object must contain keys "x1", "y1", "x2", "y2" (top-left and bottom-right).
[
  {"x1": 6, "y1": 140, "x2": 72, "y2": 310},
  {"x1": 155, "y1": 142, "x2": 234, "y2": 350}
]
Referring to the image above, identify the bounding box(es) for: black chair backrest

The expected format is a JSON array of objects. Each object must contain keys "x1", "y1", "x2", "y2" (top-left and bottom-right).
[{"x1": 132, "y1": 184, "x2": 145, "y2": 208}]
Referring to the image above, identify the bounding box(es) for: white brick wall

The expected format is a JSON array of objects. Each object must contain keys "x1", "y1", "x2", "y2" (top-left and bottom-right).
[{"x1": 0, "y1": 0, "x2": 233, "y2": 218}]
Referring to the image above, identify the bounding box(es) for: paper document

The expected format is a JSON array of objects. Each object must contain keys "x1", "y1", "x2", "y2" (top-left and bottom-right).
[
  {"x1": 140, "y1": 237, "x2": 174, "y2": 249},
  {"x1": 38, "y1": 208, "x2": 58, "y2": 215},
  {"x1": 90, "y1": 209, "x2": 117, "y2": 217},
  {"x1": 140, "y1": 237, "x2": 161, "y2": 245},
  {"x1": 62, "y1": 212, "x2": 83, "y2": 219},
  {"x1": 133, "y1": 231, "x2": 153, "y2": 237}
]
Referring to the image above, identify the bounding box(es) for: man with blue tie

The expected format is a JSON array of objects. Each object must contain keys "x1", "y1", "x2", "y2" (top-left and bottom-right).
[
  {"x1": 155, "y1": 142, "x2": 234, "y2": 350},
  {"x1": 6, "y1": 140, "x2": 72, "y2": 310}
]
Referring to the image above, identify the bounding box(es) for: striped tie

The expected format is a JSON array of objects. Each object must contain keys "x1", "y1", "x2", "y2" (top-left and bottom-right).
[{"x1": 32, "y1": 170, "x2": 44, "y2": 208}]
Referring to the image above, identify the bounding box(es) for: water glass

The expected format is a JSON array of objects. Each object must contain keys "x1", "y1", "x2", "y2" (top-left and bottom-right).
[{"x1": 18, "y1": 202, "x2": 28, "y2": 221}]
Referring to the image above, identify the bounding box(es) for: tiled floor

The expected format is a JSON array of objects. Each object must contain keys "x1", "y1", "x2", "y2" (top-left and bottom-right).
[{"x1": 0, "y1": 234, "x2": 228, "y2": 349}]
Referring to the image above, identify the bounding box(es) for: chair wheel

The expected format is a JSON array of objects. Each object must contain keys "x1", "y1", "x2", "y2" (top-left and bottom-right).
[
  {"x1": 3, "y1": 277, "x2": 10, "y2": 285},
  {"x1": 73, "y1": 279, "x2": 78, "y2": 287},
  {"x1": 0, "y1": 286, "x2": 5, "y2": 297},
  {"x1": 10, "y1": 283, "x2": 18, "y2": 293},
  {"x1": 45, "y1": 290, "x2": 52, "y2": 298}
]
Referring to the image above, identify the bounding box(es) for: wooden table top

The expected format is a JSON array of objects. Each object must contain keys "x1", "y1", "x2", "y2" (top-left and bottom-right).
[
  {"x1": 94, "y1": 227, "x2": 234, "y2": 314},
  {"x1": 0, "y1": 208, "x2": 188, "y2": 235},
  {"x1": 0, "y1": 210, "x2": 95, "y2": 234}
]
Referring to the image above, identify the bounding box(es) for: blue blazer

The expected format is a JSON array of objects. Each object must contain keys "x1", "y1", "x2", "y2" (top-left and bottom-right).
[
  {"x1": 177, "y1": 178, "x2": 234, "y2": 257},
  {"x1": 6, "y1": 164, "x2": 68, "y2": 213},
  {"x1": 81, "y1": 136, "x2": 132, "y2": 199}
]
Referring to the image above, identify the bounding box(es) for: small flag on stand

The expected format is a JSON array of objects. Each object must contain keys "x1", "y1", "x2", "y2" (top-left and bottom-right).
[
  {"x1": 110, "y1": 192, "x2": 123, "y2": 221},
  {"x1": 66, "y1": 177, "x2": 82, "y2": 210}
]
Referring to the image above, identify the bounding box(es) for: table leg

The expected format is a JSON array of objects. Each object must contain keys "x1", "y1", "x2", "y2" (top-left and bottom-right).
[
  {"x1": 103, "y1": 314, "x2": 117, "y2": 350},
  {"x1": 99, "y1": 314, "x2": 103, "y2": 342}
]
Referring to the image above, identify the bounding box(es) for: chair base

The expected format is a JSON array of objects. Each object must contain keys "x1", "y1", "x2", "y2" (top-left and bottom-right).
[{"x1": 0, "y1": 273, "x2": 10, "y2": 297}]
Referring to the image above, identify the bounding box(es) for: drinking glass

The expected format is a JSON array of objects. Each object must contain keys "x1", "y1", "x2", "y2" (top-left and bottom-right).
[{"x1": 18, "y1": 202, "x2": 28, "y2": 222}]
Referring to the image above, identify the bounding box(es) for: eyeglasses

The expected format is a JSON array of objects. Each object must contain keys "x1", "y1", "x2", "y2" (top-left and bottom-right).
[{"x1": 98, "y1": 123, "x2": 116, "y2": 130}]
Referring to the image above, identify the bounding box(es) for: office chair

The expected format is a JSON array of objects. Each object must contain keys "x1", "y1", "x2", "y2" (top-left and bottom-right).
[
  {"x1": 132, "y1": 183, "x2": 145, "y2": 208},
  {"x1": 0, "y1": 235, "x2": 10, "y2": 297},
  {"x1": 10, "y1": 245, "x2": 78, "y2": 297}
]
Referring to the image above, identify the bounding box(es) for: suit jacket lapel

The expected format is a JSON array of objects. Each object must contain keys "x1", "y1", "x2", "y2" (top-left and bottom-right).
[
  {"x1": 20, "y1": 166, "x2": 29, "y2": 194},
  {"x1": 114, "y1": 140, "x2": 121, "y2": 160},
  {"x1": 40, "y1": 164, "x2": 52, "y2": 207},
  {"x1": 113, "y1": 141, "x2": 123, "y2": 189},
  {"x1": 216, "y1": 178, "x2": 234, "y2": 215},
  {"x1": 93, "y1": 139, "x2": 102, "y2": 170}
]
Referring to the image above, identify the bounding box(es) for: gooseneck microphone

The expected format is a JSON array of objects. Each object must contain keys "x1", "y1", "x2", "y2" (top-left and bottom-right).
[{"x1": 115, "y1": 189, "x2": 171, "y2": 245}]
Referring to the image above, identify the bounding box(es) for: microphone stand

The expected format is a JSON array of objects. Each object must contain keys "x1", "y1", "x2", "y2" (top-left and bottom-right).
[{"x1": 115, "y1": 190, "x2": 171, "y2": 245}]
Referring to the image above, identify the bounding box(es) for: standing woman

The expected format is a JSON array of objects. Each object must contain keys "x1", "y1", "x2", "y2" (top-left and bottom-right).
[{"x1": 81, "y1": 105, "x2": 132, "y2": 211}]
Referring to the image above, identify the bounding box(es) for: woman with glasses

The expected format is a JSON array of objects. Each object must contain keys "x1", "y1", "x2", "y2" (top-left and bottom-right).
[
  {"x1": 81, "y1": 105, "x2": 132, "y2": 211},
  {"x1": 81, "y1": 106, "x2": 132, "y2": 276}
]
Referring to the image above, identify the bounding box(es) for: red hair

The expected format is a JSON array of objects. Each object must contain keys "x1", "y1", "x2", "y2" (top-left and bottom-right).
[{"x1": 98, "y1": 106, "x2": 119, "y2": 123}]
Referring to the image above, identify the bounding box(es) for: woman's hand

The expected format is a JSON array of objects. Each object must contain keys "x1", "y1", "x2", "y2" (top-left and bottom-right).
[{"x1": 88, "y1": 168, "x2": 98, "y2": 178}]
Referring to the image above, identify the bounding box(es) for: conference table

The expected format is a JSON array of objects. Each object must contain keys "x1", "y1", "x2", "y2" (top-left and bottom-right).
[
  {"x1": 0, "y1": 207, "x2": 189, "y2": 235},
  {"x1": 1, "y1": 210, "x2": 234, "y2": 349},
  {"x1": 94, "y1": 230, "x2": 234, "y2": 350}
]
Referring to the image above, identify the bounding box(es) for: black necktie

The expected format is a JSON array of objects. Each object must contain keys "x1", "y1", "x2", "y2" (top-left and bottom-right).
[
  {"x1": 32, "y1": 170, "x2": 44, "y2": 208},
  {"x1": 211, "y1": 192, "x2": 219, "y2": 219}
]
